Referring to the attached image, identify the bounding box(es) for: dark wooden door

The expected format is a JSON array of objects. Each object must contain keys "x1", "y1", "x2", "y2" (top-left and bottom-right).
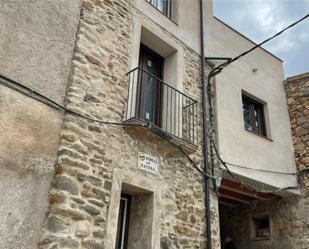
[{"x1": 138, "y1": 45, "x2": 163, "y2": 126}]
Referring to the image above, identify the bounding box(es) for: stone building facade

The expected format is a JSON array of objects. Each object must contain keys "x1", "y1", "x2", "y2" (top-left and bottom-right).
[
  {"x1": 0, "y1": 1, "x2": 308, "y2": 249},
  {"x1": 285, "y1": 73, "x2": 309, "y2": 189},
  {"x1": 37, "y1": 0, "x2": 221, "y2": 249}
]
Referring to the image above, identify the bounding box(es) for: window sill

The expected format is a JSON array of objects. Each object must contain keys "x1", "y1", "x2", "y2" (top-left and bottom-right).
[
  {"x1": 145, "y1": 1, "x2": 178, "y2": 26},
  {"x1": 244, "y1": 129, "x2": 273, "y2": 142}
]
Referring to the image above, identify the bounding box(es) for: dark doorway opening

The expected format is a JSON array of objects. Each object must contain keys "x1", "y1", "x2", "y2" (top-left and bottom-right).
[{"x1": 137, "y1": 44, "x2": 164, "y2": 127}]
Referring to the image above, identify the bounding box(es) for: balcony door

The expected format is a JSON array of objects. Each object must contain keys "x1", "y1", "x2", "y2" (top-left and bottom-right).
[{"x1": 138, "y1": 45, "x2": 163, "y2": 126}]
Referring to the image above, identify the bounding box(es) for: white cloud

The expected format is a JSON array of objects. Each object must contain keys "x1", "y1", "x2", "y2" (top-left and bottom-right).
[
  {"x1": 214, "y1": 0, "x2": 309, "y2": 75},
  {"x1": 266, "y1": 35, "x2": 295, "y2": 53},
  {"x1": 299, "y1": 32, "x2": 309, "y2": 42}
]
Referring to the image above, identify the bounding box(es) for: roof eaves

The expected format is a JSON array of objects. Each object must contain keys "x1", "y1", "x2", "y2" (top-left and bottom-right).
[{"x1": 286, "y1": 72, "x2": 309, "y2": 81}]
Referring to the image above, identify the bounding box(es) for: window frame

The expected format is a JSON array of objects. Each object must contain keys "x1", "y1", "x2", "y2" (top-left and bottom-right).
[
  {"x1": 147, "y1": 0, "x2": 173, "y2": 19},
  {"x1": 242, "y1": 94, "x2": 267, "y2": 137},
  {"x1": 251, "y1": 214, "x2": 271, "y2": 240}
]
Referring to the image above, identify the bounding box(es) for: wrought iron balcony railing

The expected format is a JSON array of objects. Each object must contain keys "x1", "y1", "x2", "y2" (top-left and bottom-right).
[{"x1": 124, "y1": 67, "x2": 197, "y2": 146}]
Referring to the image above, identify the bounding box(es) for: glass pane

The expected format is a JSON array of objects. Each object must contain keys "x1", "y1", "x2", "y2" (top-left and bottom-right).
[
  {"x1": 242, "y1": 95, "x2": 266, "y2": 135},
  {"x1": 254, "y1": 110, "x2": 258, "y2": 132},
  {"x1": 149, "y1": 0, "x2": 170, "y2": 17},
  {"x1": 143, "y1": 76, "x2": 156, "y2": 122},
  {"x1": 243, "y1": 101, "x2": 252, "y2": 131},
  {"x1": 255, "y1": 105, "x2": 264, "y2": 135},
  {"x1": 157, "y1": 0, "x2": 164, "y2": 12}
]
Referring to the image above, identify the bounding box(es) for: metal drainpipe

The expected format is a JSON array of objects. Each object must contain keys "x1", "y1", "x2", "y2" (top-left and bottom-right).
[{"x1": 199, "y1": 0, "x2": 212, "y2": 248}]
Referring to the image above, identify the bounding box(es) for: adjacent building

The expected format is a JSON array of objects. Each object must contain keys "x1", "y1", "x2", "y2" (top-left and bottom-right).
[
  {"x1": 218, "y1": 72, "x2": 309, "y2": 249},
  {"x1": 0, "y1": 1, "x2": 307, "y2": 249},
  {"x1": 0, "y1": 1, "x2": 81, "y2": 248}
]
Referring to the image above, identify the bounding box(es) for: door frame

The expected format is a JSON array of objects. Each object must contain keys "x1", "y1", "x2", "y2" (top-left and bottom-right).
[
  {"x1": 115, "y1": 194, "x2": 131, "y2": 249},
  {"x1": 105, "y1": 168, "x2": 162, "y2": 249}
]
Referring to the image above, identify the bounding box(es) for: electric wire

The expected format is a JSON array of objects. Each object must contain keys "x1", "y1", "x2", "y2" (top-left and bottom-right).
[
  {"x1": 210, "y1": 13, "x2": 309, "y2": 76},
  {"x1": 178, "y1": 145, "x2": 217, "y2": 180},
  {"x1": 210, "y1": 139, "x2": 308, "y2": 194},
  {"x1": 207, "y1": 136, "x2": 297, "y2": 175},
  {"x1": 0, "y1": 74, "x2": 215, "y2": 182},
  {"x1": 206, "y1": 13, "x2": 309, "y2": 194},
  {"x1": 160, "y1": 13, "x2": 309, "y2": 195},
  {"x1": 0, "y1": 74, "x2": 147, "y2": 127},
  {"x1": 166, "y1": 138, "x2": 217, "y2": 180},
  {"x1": 1, "y1": 14, "x2": 307, "y2": 194},
  {"x1": 225, "y1": 162, "x2": 297, "y2": 175}
]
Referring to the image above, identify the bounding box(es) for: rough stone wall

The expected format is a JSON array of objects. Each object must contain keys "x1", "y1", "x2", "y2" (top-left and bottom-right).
[
  {"x1": 38, "y1": 0, "x2": 221, "y2": 249},
  {"x1": 284, "y1": 72, "x2": 309, "y2": 247},
  {"x1": 285, "y1": 73, "x2": 309, "y2": 189},
  {"x1": 218, "y1": 73, "x2": 309, "y2": 249},
  {"x1": 220, "y1": 194, "x2": 309, "y2": 249},
  {"x1": 0, "y1": 1, "x2": 81, "y2": 249}
]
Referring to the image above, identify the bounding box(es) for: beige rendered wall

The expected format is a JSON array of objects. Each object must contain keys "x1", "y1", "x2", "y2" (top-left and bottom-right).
[
  {"x1": 132, "y1": 0, "x2": 199, "y2": 52},
  {"x1": 218, "y1": 73, "x2": 309, "y2": 249},
  {"x1": 205, "y1": 17, "x2": 297, "y2": 191},
  {"x1": 0, "y1": 1, "x2": 81, "y2": 248},
  {"x1": 132, "y1": 0, "x2": 213, "y2": 56}
]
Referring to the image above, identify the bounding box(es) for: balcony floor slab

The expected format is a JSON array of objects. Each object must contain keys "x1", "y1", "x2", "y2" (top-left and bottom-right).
[{"x1": 123, "y1": 118, "x2": 197, "y2": 154}]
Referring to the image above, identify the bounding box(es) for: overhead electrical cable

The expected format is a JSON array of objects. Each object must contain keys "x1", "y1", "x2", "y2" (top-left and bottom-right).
[
  {"x1": 210, "y1": 139, "x2": 308, "y2": 194},
  {"x1": 208, "y1": 138, "x2": 297, "y2": 175},
  {"x1": 209, "y1": 13, "x2": 309, "y2": 77},
  {"x1": 0, "y1": 14, "x2": 307, "y2": 195},
  {"x1": 225, "y1": 162, "x2": 297, "y2": 175},
  {"x1": 206, "y1": 13, "x2": 309, "y2": 193},
  {"x1": 177, "y1": 145, "x2": 217, "y2": 180},
  {"x1": 0, "y1": 74, "x2": 147, "y2": 127},
  {"x1": 0, "y1": 74, "x2": 216, "y2": 183}
]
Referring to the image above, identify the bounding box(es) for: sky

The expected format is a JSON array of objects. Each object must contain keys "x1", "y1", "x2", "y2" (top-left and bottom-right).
[{"x1": 213, "y1": 0, "x2": 309, "y2": 77}]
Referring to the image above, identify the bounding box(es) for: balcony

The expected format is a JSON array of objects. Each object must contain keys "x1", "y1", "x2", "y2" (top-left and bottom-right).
[{"x1": 123, "y1": 67, "x2": 198, "y2": 152}]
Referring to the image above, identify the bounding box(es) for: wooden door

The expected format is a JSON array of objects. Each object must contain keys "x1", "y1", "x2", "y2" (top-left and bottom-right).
[{"x1": 138, "y1": 45, "x2": 163, "y2": 126}]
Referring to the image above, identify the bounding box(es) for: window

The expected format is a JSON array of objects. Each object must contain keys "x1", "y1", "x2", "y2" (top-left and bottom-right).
[
  {"x1": 147, "y1": 0, "x2": 172, "y2": 18},
  {"x1": 242, "y1": 95, "x2": 266, "y2": 136},
  {"x1": 252, "y1": 215, "x2": 271, "y2": 239}
]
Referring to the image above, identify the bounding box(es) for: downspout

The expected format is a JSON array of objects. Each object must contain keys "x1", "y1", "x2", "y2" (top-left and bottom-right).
[
  {"x1": 205, "y1": 57, "x2": 231, "y2": 195},
  {"x1": 199, "y1": 1, "x2": 212, "y2": 248}
]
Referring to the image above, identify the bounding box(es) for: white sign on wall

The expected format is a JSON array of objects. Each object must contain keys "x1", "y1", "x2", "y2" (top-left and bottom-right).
[{"x1": 138, "y1": 152, "x2": 158, "y2": 175}]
